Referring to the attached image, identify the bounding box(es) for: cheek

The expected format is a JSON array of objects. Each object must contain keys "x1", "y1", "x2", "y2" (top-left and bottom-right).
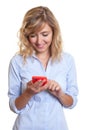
[
  {"x1": 47, "y1": 37, "x2": 52, "y2": 44},
  {"x1": 47, "y1": 34, "x2": 53, "y2": 42},
  {"x1": 29, "y1": 38, "x2": 36, "y2": 44}
]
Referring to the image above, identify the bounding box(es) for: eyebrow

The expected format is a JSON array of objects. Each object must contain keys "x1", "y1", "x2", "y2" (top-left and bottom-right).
[
  {"x1": 30, "y1": 30, "x2": 51, "y2": 35},
  {"x1": 40, "y1": 31, "x2": 51, "y2": 33}
]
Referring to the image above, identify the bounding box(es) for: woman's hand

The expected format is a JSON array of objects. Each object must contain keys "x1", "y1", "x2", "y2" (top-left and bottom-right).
[
  {"x1": 47, "y1": 80, "x2": 73, "y2": 107},
  {"x1": 47, "y1": 80, "x2": 62, "y2": 97},
  {"x1": 15, "y1": 79, "x2": 48, "y2": 110},
  {"x1": 26, "y1": 79, "x2": 48, "y2": 96}
]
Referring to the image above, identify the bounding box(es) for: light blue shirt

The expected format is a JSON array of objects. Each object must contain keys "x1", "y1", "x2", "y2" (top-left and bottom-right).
[{"x1": 8, "y1": 52, "x2": 78, "y2": 130}]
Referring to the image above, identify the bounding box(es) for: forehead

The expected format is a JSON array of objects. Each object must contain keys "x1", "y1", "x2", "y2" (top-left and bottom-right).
[{"x1": 35, "y1": 23, "x2": 52, "y2": 33}]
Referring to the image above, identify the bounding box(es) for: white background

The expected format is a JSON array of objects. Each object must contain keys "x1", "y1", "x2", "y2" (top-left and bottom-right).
[{"x1": 0, "y1": 0, "x2": 85, "y2": 129}]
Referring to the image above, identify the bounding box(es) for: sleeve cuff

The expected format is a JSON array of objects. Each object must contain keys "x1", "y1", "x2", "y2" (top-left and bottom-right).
[
  {"x1": 64, "y1": 92, "x2": 78, "y2": 109},
  {"x1": 9, "y1": 98, "x2": 26, "y2": 114}
]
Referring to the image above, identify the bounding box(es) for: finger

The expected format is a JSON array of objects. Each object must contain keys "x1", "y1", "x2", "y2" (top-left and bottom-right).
[
  {"x1": 52, "y1": 85, "x2": 56, "y2": 91},
  {"x1": 55, "y1": 86, "x2": 60, "y2": 91},
  {"x1": 33, "y1": 80, "x2": 42, "y2": 88}
]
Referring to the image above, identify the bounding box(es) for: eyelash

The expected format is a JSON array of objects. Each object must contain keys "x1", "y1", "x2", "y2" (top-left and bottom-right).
[
  {"x1": 43, "y1": 34, "x2": 48, "y2": 36},
  {"x1": 29, "y1": 34, "x2": 48, "y2": 38},
  {"x1": 30, "y1": 35, "x2": 36, "y2": 38}
]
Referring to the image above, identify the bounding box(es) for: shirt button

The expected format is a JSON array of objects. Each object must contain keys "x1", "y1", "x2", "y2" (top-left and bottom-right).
[{"x1": 34, "y1": 96, "x2": 41, "y2": 102}]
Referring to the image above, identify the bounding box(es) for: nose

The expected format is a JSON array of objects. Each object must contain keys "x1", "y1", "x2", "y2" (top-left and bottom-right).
[{"x1": 37, "y1": 35, "x2": 42, "y2": 44}]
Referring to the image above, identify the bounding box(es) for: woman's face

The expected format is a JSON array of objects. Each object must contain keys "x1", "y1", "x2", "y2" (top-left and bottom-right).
[{"x1": 28, "y1": 23, "x2": 53, "y2": 54}]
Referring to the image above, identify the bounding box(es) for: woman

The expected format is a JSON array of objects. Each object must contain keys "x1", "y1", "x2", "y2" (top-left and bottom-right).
[{"x1": 8, "y1": 6, "x2": 78, "y2": 130}]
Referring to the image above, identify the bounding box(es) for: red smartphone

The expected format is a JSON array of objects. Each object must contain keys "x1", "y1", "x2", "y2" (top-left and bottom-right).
[{"x1": 32, "y1": 76, "x2": 47, "y2": 86}]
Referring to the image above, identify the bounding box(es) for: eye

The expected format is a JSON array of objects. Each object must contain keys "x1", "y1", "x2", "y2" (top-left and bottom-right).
[
  {"x1": 29, "y1": 34, "x2": 36, "y2": 38},
  {"x1": 42, "y1": 33, "x2": 48, "y2": 37}
]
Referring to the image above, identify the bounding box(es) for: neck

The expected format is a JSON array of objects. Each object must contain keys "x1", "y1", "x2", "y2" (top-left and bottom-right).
[
  {"x1": 36, "y1": 50, "x2": 50, "y2": 59},
  {"x1": 35, "y1": 51, "x2": 50, "y2": 69}
]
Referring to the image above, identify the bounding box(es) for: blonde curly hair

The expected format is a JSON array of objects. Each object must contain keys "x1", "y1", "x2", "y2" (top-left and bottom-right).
[{"x1": 18, "y1": 6, "x2": 63, "y2": 62}]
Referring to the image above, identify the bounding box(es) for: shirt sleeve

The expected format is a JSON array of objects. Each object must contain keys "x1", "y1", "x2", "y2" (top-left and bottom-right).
[
  {"x1": 8, "y1": 56, "x2": 25, "y2": 114},
  {"x1": 65, "y1": 54, "x2": 79, "y2": 109}
]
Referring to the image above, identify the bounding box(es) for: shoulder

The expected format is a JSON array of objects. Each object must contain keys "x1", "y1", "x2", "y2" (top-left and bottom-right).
[
  {"x1": 9, "y1": 54, "x2": 24, "y2": 67},
  {"x1": 9, "y1": 54, "x2": 33, "y2": 67},
  {"x1": 61, "y1": 52, "x2": 75, "y2": 66},
  {"x1": 62, "y1": 52, "x2": 75, "y2": 61},
  {"x1": 10, "y1": 54, "x2": 22, "y2": 63}
]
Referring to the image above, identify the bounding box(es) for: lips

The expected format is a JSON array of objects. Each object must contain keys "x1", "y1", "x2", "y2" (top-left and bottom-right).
[{"x1": 36, "y1": 43, "x2": 45, "y2": 49}]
